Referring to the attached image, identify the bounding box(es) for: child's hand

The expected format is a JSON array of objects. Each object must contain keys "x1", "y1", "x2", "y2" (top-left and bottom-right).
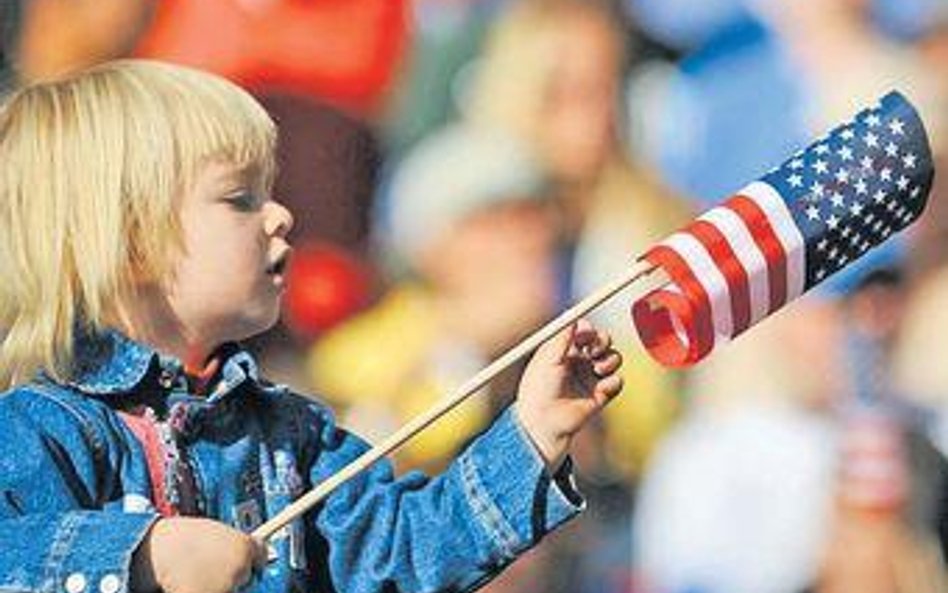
[
  {"x1": 131, "y1": 517, "x2": 266, "y2": 593},
  {"x1": 514, "y1": 319, "x2": 623, "y2": 470}
]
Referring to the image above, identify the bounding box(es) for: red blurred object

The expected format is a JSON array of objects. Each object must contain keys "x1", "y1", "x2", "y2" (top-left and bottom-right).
[
  {"x1": 134, "y1": 0, "x2": 410, "y2": 117},
  {"x1": 283, "y1": 241, "x2": 372, "y2": 339}
]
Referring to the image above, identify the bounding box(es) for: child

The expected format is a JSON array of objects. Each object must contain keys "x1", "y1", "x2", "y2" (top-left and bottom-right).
[{"x1": 0, "y1": 60, "x2": 624, "y2": 593}]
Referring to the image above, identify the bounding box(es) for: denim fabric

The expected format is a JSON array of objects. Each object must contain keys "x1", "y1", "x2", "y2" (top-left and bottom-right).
[{"x1": 0, "y1": 331, "x2": 584, "y2": 593}]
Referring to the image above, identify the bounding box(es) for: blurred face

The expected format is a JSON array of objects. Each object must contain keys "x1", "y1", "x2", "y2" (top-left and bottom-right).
[
  {"x1": 165, "y1": 160, "x2": 294, "y2": 351},
  {"x1": 424, "y1": 200, "x2": 558, "y2": 351},
  {"x1": 539, "y1": 12, "x2": 620, "y2": 184}
]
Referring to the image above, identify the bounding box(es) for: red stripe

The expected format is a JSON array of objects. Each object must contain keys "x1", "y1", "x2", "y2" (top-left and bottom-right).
[
  {"x1": 118, "y1": 409, "x2": 176, "y2": 517},
  {"x1": 632, "y1": 245, "x2": 715, "y2": 367},
  {"x1": 725, "y1": 195, "x2": 788, "y2": 313},
  {"x1": 686, "y1": 220, "x2": 752, "y2": 336}
]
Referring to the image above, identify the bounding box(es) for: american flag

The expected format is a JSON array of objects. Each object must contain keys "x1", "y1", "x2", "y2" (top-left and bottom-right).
[{"x1": 632, "y1": 91, "x2": 934, "y2": 367}]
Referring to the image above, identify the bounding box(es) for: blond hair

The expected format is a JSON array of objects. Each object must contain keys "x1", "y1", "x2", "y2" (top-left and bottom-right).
[
  {"x1": 466, "y1": 0, "x2": 623, "y2": 145},
  {"x1": 0, "y1": 59, "x2": 276, "y2": 389}
]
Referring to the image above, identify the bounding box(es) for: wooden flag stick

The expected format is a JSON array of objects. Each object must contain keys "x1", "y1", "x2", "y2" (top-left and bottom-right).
[{"x1": 252, "y1": 260, "x2": 668, "y2": 541}]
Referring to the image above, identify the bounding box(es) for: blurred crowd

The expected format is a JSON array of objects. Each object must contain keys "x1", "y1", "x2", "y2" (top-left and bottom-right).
[{"x1": 4, "y1": 0, "x2": 948, "y2": 591}]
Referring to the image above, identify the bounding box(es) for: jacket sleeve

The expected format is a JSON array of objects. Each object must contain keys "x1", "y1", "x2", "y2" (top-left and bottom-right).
[
  {"x1": 0, "y1": 387, "x2": 157, "y2": 593},
  {"x1": 307, "y1": 405, "x2": 585, "y2": 593}
]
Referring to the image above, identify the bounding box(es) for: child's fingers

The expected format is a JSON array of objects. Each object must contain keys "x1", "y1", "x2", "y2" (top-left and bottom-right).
[
  {"x1": 574, "y1": 373, "x2": 623, "y2": 413},
  {"x1": 571, "y1": 322, "x2": 611, "y2": 356},
  {"x1": 592, "y1": 350, "x2": 622, "y2": 378},
  {"x1": 596, "y1": 373, "x2": 623, "y2": 402},
  {"x1": 546, "y1": 321, "x2": 580, "y2": 364}
]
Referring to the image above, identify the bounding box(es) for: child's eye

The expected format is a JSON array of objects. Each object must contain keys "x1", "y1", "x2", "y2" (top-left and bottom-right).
[{"x1": 225, "y1": 192, "x2": 261, "y2": 212}]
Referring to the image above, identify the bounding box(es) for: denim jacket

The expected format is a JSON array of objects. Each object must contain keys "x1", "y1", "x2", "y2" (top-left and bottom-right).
[{"x1": 0, "y1": 330, "x2": 584, "y2": 593}]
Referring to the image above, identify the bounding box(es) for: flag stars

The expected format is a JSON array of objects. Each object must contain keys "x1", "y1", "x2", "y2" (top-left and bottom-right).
[
  {"x1": 885, "y1": 142, "x2": 899, "y2": 157},
  {"x1": 903, "y1": 153, "x2": 917, "y2": 169},
  {"x1": 806, "y1": 204, "x2": 821, "y2": 221},
  {"x1": 835, "y1": 169, "x2": 850, "y2": 184},
  {"x1": 810, "y1": 181, "x2": 825, "y2": 197},
  {"x1": 850, "y1": 202, "x2": 864, "y2": 217},
  {"x1": 855, "y1": 179, "x2": 868, "y2": 195},
  {"x1": 841, "y1": 128, "x2": 855, "y2": 141},
  {"x1": 830, "y1": 192, "x2": 845, "y2": 209},
  {"x1": 814, "y1": 144, "x2": 830, "y2": 155},
  {"x1": 866, "y1": 113, "x2": 882, "y2": 127},
  {"x1": 817, "y1": 238, "x2": 829, "y2": 252},
  {"x1": 888, "y1": 118, "x2": 905, "y2": 135},
  {"x1": 838, "y1": 146, "x2": 854, "y2": 161},
  {"x1": 863, "y1": 132, "x2": 879, "y2": 147},
  {"x1": 788, "y1": 173, "x2": 803, "y2": 188},
  {"x1": 897, "y1": 176, "x2": 910, "y2": 191},
  {"x1": 789, "y1": 158, "x2": 805, "y2": 170},
  {"x1": 860, "y1": 155, "x2": 874, "y2": 170},
  {"x1": 911, "y1": 186, "x2": 921, "y2": 199},
  {"x1": 827, "y1": 214, "x2": 840, "y2": 230},
  {"x1": 879, "y1": 167, "x2": 892, "y2": 182},
  {"x1": 873, "y1": 190, "x2": 887, "y2": 204},
  {"x1": 841, "y1": 226, "x2": 852, "y2": 238},
  {"x1": 814, "y1": 159, "x2": 829, "y2": 174}
]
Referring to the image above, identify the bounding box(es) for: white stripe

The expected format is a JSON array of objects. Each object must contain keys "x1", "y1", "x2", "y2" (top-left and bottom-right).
[
  {"x1": 664, "y1": 283, "x2": 690, "y2": 348},
  {"x1": 699, "y1": 207, "x2": 771, "y2": 326},
  {"x1": 739, "y1": 181, "x2": 807, "y2": 301},
  {"x1": 662, "y1": 232, "x2": 734, "y2": 342}
]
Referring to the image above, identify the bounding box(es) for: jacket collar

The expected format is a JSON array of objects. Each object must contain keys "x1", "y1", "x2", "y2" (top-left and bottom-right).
[
  {"x1": 62, "y1": 328, "x2": 259, "y2": 397},
  {"x1": 64, "y1": 329, "x2": 158, "y2": 395}
]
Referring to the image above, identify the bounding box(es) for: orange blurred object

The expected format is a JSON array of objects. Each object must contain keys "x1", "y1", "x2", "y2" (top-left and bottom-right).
[
  {"x1": 134, "y1": 0, "x2": 409, "y2": 117},
  {"x1": 284, "y1": 241, "x2": 373, "y2": 339}
]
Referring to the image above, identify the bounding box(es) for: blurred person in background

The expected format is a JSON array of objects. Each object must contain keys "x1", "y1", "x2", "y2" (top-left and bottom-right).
[
  {"x1": 633, "y1": 302, "x2": 840, "y2": 593},
  {"x1": 805, "y1": 269, "x2": 948, "y2": 593},
  {"x1": 307, "y1": 123, "x2": 561, "y2": 473},
  {"x1": 465, "y1": 0, "x2": 693, "y2": 478},
  {"x1": 634, "y1": 262, "x2": 948, "y2": 593}
]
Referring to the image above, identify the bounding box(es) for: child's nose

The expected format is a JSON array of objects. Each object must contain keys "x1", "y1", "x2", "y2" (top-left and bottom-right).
[{"x1": 265, "y1": 201, "x2": 295, "y2": 238}]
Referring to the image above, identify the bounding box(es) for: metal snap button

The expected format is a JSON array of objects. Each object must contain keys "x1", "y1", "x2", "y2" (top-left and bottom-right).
[
  {"x1": 158, "y1": 369, "x2": 176, "y2": 389},
  {"x1": 64, "y1": 573, "x2": 87, "y2": 593},
  {"x1": 98, "y1": 574, "x2": 121, "y2": 593}
]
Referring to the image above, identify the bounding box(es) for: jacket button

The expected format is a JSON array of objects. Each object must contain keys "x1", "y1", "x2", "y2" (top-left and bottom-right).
[
  {"x1": 64, "y1": 573, "x2": 87, "y2": 593},
  {"x1": 158, "y1": 369, "x2": 175, "y2": 389},
  {"x1": 98, "y1": 574, "x2": 121, "y2": 593}
]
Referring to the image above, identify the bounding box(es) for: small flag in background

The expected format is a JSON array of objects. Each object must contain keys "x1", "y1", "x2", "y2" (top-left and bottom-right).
[{"x1": 632, "y1": 91, "x2": 934, "y2": 367}]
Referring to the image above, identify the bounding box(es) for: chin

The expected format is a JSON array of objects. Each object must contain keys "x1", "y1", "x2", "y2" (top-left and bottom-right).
[{"x1": 227, "y1": 306, "x2": 282, "y2": 343}]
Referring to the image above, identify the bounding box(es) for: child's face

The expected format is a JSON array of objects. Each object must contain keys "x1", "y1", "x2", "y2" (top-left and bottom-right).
[{"x1": 165, "y1": 160, "x2": 294, "y2": 349}]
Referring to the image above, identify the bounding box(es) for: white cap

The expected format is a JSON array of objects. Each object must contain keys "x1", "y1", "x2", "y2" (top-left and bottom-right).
[{"x1": 379, "y1": 123, "x2": 547, "y2": 267}]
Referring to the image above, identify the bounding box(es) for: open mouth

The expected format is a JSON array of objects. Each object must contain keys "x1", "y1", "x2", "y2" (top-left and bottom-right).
[{"x1": 267, "y1": 251, "x2": 290, "y2": 276}]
